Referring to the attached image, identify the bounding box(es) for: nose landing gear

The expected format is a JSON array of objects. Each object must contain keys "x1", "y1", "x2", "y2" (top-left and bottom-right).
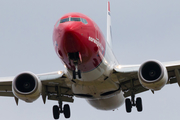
[
  {"x1": 73, "y1": 69, "x2": 81, "y2": 79},
  {"x1": 68, "y1": 52, "x2": 82, "y2": 79}
]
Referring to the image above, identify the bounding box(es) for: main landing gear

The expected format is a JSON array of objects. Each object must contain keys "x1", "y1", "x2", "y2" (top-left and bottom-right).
[
  {"x1": 125, "y1": 94, "x2": 142, "y2": 113},
  {"x1": 52, "y1": 86, "x2": 72, "y2": 119},
  {"x1": 53, "y1": 101, "x2": 71, "y2": 119}
]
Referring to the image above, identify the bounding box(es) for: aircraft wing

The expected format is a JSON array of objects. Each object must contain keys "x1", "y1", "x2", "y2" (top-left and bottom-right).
[
  {"x1": 113, "y1": 61, "x2": 180, "y2": 97},
  {"x1": 0, "y1": 71, "x2": 74, "y2": 104}
]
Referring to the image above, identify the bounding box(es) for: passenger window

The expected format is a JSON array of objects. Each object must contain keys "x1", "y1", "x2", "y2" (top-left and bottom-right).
[
  {"x1": 81, "y1": 18, "x2": 88, "y2": 24},
  {"x1": 70, "y1": 18, "x2": 81, "y2": 21},
  {"x1": 60, "y1": 18, "x2": 69, "y2": 23}
]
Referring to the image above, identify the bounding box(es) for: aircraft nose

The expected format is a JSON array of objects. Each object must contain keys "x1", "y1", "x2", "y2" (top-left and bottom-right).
[
  {"x1": 61, "y1": 23, "x2": 82, "y2": 53},
  {"x1": 63, "y1": 22, "x2": 80, "y2": 32}
]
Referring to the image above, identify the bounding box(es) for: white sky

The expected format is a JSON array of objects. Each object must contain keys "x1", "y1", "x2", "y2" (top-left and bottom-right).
[{"x1": 0, "y1": 0, "x2": 180, "y2": 120}]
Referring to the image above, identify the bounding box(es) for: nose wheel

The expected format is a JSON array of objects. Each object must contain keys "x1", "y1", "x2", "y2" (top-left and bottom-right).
[
  {"x1": 73, "y1": 65, "x2": 81, "y2": 79},
  {"x1": 125, "y1": 94, "x2": 143, "y2": 113}
]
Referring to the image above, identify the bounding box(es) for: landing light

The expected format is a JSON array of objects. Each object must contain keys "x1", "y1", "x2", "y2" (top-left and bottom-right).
[
  {"x1": 116, "y1": 65, "x2": 122, "y2": 69},
  {"x1": 58, "y1": 71, "x2": 62, "y2": 74},
  {"x1": 104, "y1": 60, "x2": 108, "y2": 64}
]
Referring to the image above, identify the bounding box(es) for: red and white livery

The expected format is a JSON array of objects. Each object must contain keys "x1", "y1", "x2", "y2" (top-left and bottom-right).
[{"x1": 0, "y1": 1, "x2": 180, "y2": 119}]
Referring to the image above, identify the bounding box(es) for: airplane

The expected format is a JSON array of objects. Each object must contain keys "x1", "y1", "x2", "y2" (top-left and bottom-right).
[{"x1": 1, "y1": 1, "x2": 180, "y2": 119}]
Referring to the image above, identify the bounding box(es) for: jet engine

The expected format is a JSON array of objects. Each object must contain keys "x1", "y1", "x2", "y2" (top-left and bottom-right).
[
  {"x1": 138, "y1": 60, "x2": 168, "y2": 90},
  {"x1": 12, "y1": 72, "x2": 42, "y2": 102}
]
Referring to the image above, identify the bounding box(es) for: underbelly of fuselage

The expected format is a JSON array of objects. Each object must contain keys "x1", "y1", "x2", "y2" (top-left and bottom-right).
[
  {"x1": 66, "y1": 61, "x2": 125, "y2": 110},
  {"x1": 87, "y1": 92, "x2": 125, "y2": 110}
]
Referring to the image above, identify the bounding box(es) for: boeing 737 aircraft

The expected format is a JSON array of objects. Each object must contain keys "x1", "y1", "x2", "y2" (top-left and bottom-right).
[{"x1": 1, "y1": 1, "x2": 180, "y2": 119}]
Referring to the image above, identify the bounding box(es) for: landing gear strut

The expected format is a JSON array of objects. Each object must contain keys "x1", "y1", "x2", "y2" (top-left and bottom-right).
[
  {"x1": 53, "y1": 86, "x2": 71, "y2": 119},
  {"x1": 73, "y1": 64, "x2": 81, "y2": 79},
  {"x1": 68, "y1": 52, "x2": 82, "y2": 79},
  {"x1": 125, "y1": 79, "x2": 143, "y2": 113},
  {"x1": 125, "y1": 93, "x2": 142, "y2": 113}
]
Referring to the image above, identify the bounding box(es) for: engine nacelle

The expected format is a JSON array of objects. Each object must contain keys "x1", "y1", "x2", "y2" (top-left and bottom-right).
[
  {"x1": 138, "y1": 60, "x2": 168, "y2": 91},
  {"x1": 12, "y1": 72, "x2": 42, "y2": 102}
]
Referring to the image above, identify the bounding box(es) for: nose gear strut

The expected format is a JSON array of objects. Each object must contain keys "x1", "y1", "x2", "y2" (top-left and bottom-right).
[
  {"x1": 68, "y1": 52, "x2": 82, "y2": 79},
  {"x1": 73, "y1": 64, "x2": 81, "y2": 79}
]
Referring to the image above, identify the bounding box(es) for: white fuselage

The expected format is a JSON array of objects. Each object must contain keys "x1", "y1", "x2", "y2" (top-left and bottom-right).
[{"x1": 66, "y1": 42, "x2": 125, "y2": 110}]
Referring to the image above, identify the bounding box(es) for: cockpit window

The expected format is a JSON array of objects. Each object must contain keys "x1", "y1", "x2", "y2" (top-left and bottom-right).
[
  {"x1": 60, "y1": 18, "x2": 69, "y2": 23},
  {"x1": 56, "y1": 20, "x2": 60, "y2": 27},
  {"x1": 70, "y1": 18, "x2": 81, "y2": 21},
  {"x1": 81, "y1": 18, "x2": 88, "y2": 24},
  {"x1": 57, "y1": 17, "x2": 88, "y2": 25}
]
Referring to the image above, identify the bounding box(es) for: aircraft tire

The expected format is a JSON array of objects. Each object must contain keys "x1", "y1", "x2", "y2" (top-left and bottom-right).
[
  {"x1": 73, "y1": 70, "x2": 76, "y2": 79},
  {"x1": 136, "y1": 97, "x2": 142, "y2": 112},
  {"x1": 53, "y1": 105, "x2": 60, "y2": 119},
  {"x1": 63, "y1": 104, "x2": 70, "y2": 118},
  {"x1": 125, "y1": 98, "x2": 132, "y2": 113},
  {"x1": 78, "y1": 70, "x2": 81, "y2": 78}
]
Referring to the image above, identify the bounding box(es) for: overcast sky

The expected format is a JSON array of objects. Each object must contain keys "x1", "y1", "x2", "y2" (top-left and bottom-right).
[{"x1": 0, "y1": 0, "x2": 180, "y2": 120}]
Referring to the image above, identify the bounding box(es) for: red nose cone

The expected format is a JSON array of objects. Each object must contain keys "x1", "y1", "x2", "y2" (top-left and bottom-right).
[
  {"x1": 62, "y1": 23, "x2": 81, "y2": 53},
  {"x1": 64, "y1": 32, "x2": 79, "y2": 53}
]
